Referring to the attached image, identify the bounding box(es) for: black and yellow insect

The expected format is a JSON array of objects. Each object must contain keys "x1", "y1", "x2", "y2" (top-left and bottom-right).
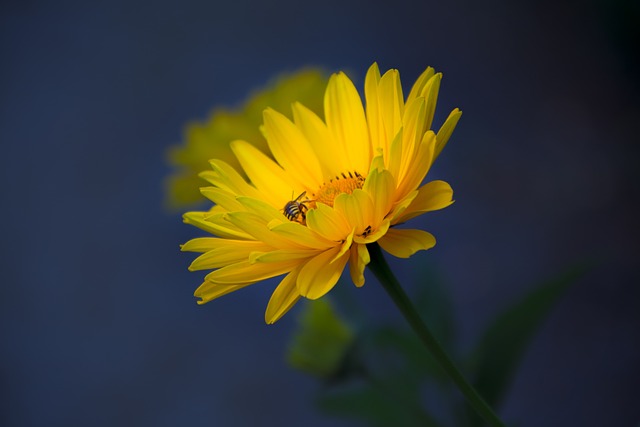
[
  {"x1": 283, "y1": 191, "x2": 311, "y2": 223},
  {"x1": 360, "y1": 225, "x2": 372, "y2": 237}
]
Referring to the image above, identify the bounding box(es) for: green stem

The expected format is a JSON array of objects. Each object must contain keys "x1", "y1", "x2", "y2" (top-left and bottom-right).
[{"x1": 367, "y1": 242, "x2": 506, "y2": 427}]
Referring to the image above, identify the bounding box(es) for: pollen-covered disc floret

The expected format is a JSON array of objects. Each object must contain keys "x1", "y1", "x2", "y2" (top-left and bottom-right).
[
  {"x1": 182, "y1": 62, "x2": 462, "y2": 323},
  {"x1": 311, "y1": 171, "x2": 365, "y2": 209}
]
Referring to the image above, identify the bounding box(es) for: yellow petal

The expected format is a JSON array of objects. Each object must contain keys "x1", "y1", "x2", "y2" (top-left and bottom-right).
[
  {"x1": 324, "y1": 72, "x2": 370, "y2": 174},
  {"x1": 230, "y1": 140, "x2": 301, "y2": 207},
  {"x1": 225, "y1": 211, "x2": 296, "y2": 249},
  {"x1": 420, "y1": 73, "x2": 442, "y2": 131},
  {"x1": 251, "y1": 249, "x2": 317, "y2": 263},
  {"x1": 331, "y1": 229, "x2": 355, "y2": 262},
  {"x1": 262, "y1": 108, "x2": 323, "y2": 188},
  {"x1": 406, "y1": 66, "x2": 435, "y2": 106},
  {"x1": 378, "y1": 228, "x2": 436, "y2": 258},
  {"x1": 297, "y1": 246, "x2": 349, "y2": 299},
  {"x1": 364, "y1": 62, "x2": 383, "y2": 153},
  {"x1": 205, "y1": 258, "x2": 300, "y2": 284},
  {"x1": 189, "y1": 241, "x2": 270, "y2": 271},
  {"x1": 183, "y1": 211, "x2": 251, "y2": 240},
  {"x1": 333, "y1": 189, "x2": 374, "y2": 235},
  {"x1": 265, "y1": 269, "x2": 301, "y2": 324},
  {"x1": 389, "y1": 190, "x2": 418, "y2": 223},
  {"x1": 435, "y1": 108, "x2": 462, "y2": 160},
  {"x1": 396, "y1": 131, "x2": 436, "y2": 200},
  {"x1": 363, "y1": 167, "x2": 396, "y2": 225},
  {"x1": 349, "y1": 243, "x2": 370, "y2": 287},
  {"x1": 368, "y1": 152, "x2": 386, "y2": 175},
  {"x1": 270, "y1": 221, "x2": 335, "y2": 250},
  {"x1": 305, "y1": 202, "x2": 350, "y2": 242},
  {"x1": 181, "y1": 237, "x2": 230, "y2": 253},
  {"x1": 400, "y1": 97, "x2": 427, "y2": 178},
  {"x1": 378, "y1": 68, "x2": 404, "y2": 157},
  {"x1": 200, "y1": 187, "x2": 245, "y2": 212},
  {"x1": 386, "y1": 127, "x2": 404, "y2": 179},
  {"x1": 203, "y1": 159, "x2": 262, "y2": 199},
  {"x1": 236, "y1": 196, "x2": 287, "y2": 223},
  {"x1": 394, "y1": 180, "x2": 454, "y2": 224},
  {"x1": 292, "y1": 102, "x2": 348, "y2": 177},
  {"x1": 194, "y1": 281, "x2": 253, "y2": 304}
]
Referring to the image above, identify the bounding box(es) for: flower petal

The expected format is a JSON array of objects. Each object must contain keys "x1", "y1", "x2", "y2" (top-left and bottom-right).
[
  {"x1": 368, "y1": 152, "x2": 386, "y2": 174},
  {"x1": 386, "y1": 127, "x2": 404, "y2": 181},
  {"x1": 420, "y1": 73, "x2": 442, "y2": 131},
  {"x1": 270, "y1": 221, "x2": 335, "y2": 250},
  {"x1": 230, "y1": 140, "x2": 301, "y2": 207},
  {"x1": 292, "y1": 102, "x2": 349, "y2": 177},
  {"x1": 333, "y1": 189, "x2": 374, "y2": 236},
  {"x1": 406, "y1": 66, "x2": 435, "y2": 106},
  {"x1": 205, "y1": 258, "x2": 300, "y2": 284},
  {"x1": 297, "y1": 246, "x2": 349, "y2": 299},
  {"x1": 401, "y1": 97, "x2": 427, "y2": 178},
  {"x1": 189, "y1": 241, "x2": 270, "y2": 271},
  {"x1": 348, "y1": 243, "x2": 370, "y2": 287},
  {"x1": 378, "y1": 228, "x2": 436, "y2": 258},
  {"x1": 202, "y1": 159, "x2": 262, "y2": 199},
  {"x1": 236, "y1": 196, "x2": 287, "y2": 223},
  {"x1": 331, "y1": 228, "x2": 355, "y2": 262},
  {"x1": 200, "y1": 187, "x2": 246, "y2": 212},
  {"x1": 183, "y1": 211, "x2": 251, "y2": 240},
  {"x1": 324, "y1": 72, "x2": 370, "y2": 174},
  {"x1": 394, "y1": 180, "x2": 454, "y2": 223},
  {"x1": 251, "y1": 249, "x2": 317, "y2": 263},
  {"x1": 225, "y1": 211, "x2": 297, "y2": 249},
  {"x1": 435, "y1": 108, "x2": 462, "y2": 160},
  {"x1": 389, "y1": 190, "x2": 418, "y2": 224},
  {"x1": 305, "y1": 202, "x2": 350, "y2": 242},
  {"x1": 194, "y1": 281, "x2": 253, "y2": 304},
  {"x1": 364, "y1": 62, "x2": 383, "y2": 153},
  {"x1": 262, "y1": 108, "x2": 324, "y2": 188},
  {"x1": 363, "y1": 167, "x2": 396, "y2": 225},
  {"x1": 396, "y1": 131, "x2": 436, "y2": 199},
  {"x1": 378, "y1": 68, "x2": 404, "y2": 158},
  {"x1": 265, "y1": 269, "x2": 301, "y2": 324},
  {"x1": 181, "y1": 237, "x2": 232, "y2": 253}
]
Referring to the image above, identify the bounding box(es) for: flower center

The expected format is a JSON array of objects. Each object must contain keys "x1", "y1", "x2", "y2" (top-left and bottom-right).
[{"x1": 311, "y1": 171, "x2": 365, "y2": 208}]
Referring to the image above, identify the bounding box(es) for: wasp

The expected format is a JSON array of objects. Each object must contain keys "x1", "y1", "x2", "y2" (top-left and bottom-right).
[{"x1": 283, "y1": 191, "x2": 312, "y2": 224}]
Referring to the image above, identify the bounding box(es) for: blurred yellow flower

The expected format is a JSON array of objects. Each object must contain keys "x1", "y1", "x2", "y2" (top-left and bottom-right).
[
  {"x1": 166, "y1": 70, "x2": 327, "y2": 208},
  {"x1": 182, "y1": 63, "x2": 461, "y2": 323}
]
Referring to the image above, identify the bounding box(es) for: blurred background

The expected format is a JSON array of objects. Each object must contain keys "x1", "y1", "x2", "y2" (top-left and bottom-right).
[{"x1": 1, "y1": 0, "x2": 638, "y2": 426}]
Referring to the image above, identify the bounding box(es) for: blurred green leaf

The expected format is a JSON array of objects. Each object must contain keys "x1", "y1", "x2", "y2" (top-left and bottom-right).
[
  {"x1": 371, "y1": 326, "x2": 446, "y2": 386},
  {"x1": 287, "y1": 298, "x2": 355, "y2": 380},
  {"x1": 469, "y1": 263, "x2": 591, "y2": 408},
  {"x1": 317, "y1": 381, "x2": 443, "y2": 427}
]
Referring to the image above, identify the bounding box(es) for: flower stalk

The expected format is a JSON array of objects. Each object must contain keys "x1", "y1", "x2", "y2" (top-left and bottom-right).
[{"x1": 367, "y1": 242, "x2": 506, "y2": 427}]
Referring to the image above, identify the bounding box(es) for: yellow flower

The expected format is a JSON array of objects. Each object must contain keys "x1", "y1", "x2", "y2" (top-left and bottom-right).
[
  {"x1": 166, "y1": 70, "x2": 327, "y2": 208},
  {"x1": 182, "y1": 63, "x2": 462, "y2": 323}
]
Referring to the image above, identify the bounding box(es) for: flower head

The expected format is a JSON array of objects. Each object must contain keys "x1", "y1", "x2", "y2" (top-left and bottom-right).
[{"x1": 182, "y1": 63, "x2": 461, "y2": 323}]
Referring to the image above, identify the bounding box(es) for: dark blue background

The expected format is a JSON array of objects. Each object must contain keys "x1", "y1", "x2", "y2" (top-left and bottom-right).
[{"x1": 2, "y1": 0, "x2": 638, "y2": 426}]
